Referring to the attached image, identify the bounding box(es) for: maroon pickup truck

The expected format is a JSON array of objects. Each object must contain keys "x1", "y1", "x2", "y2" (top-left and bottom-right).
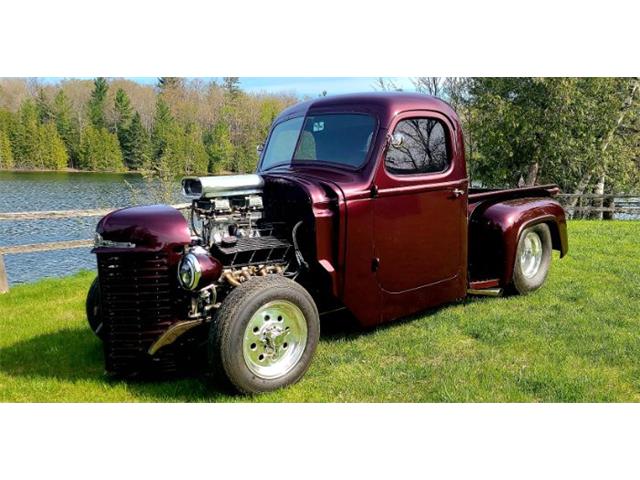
[{"x1": 87, "y1": 92, "x2": 568, "y2": 393}]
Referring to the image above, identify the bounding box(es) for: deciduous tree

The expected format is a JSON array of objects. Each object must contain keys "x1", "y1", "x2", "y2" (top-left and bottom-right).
[
  {"x1": 205, "y1": 122, "x2": 234, "y2": 173},
  {"x1": 223, "y1": 77, "x2": 241, "y2": 98},
  {"x1": 157, "y1": 77, "x2": 184, "y2": 92}
]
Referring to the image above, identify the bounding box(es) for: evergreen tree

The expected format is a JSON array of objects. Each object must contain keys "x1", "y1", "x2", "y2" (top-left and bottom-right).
[
  {"x1": 151, "y1": 96, "x2": 175, "y2": 161},
  {"x1": 11, "y1": 99, "x2": 68, "y2": 170},
  {"x1": 35, "y1": 88, "x2": 53, "y2": 123},
  {"x1": 13, "y1": 100, "x2": 40, "y2": 169},
  {"x1": 114, "y1": 88, "x2": 133, "y2": 130},
  {"x1": 78, "y1": 124, "x2": 97, "y2": 170},
  {"x1": 122, "y1": 111, "x2": 149, "y2": 169},
  {"x1": 98, "y1": 128, "x2": 125, "y2": 172},
  {"x1": 114, "y1": 88, "x2": 134, "y2": 160},
  {"x1": 0, "y1": 129, "x2": 14, "y2": 169},
  {"x1": 0, "y1": 110, "x2": 18, "y2": 160},
  {"x1": 39, "y1": 122, "x2": 68, "y2": 170},
  {"x1": 79, "y1": 124, "x2": 125, "y2": 172},
  {"x1": 88, "y1": 77, "x2": 109, "y2": 129},
  {"x1": 53, "y1": 89, "x2": 80, "y2": 167},
  {"x1": 0, "y1": 78, "x2": 300, "y2": 175}
]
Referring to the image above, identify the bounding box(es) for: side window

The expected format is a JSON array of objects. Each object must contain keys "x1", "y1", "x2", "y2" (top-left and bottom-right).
[{"x1": 385, "y1": 118, "x2": 450, "y2": 175}]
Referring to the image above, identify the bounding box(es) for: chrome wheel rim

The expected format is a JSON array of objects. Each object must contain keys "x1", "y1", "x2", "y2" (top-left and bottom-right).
[
  {"x1": 520, "y1": 231, "x2": 543, "y2": 278},
  {"x1": 242, "y1": 300, "x2": 308, "y2": 380}
]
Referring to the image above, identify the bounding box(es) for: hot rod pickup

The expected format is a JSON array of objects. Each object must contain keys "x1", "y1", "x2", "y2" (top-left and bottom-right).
[{"x1": 87, "y1": 92, "x2": 568, "y2": 393}]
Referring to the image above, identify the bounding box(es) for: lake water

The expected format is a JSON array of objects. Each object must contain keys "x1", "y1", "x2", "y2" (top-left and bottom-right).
[
  {"x1": 1, "y1": 171, "x2": 638, "y2": 287},
  {"x1": 0, "y1": 171, "x2": 182, "y2": 286}
]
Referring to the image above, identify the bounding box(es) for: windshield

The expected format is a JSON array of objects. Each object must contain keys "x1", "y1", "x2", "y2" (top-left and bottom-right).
[{"x1": 260, "y1": 113, "x2": 376, "y2": 170}]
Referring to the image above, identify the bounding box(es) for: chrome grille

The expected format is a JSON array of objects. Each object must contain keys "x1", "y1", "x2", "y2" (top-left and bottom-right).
[{"x1": 97, "y1": 252, "x2": 182, "y2": 375}]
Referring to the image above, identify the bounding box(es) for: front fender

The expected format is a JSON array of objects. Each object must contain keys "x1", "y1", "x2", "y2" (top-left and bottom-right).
[
  {"x1": 469, "y1": 197, "x2": 568, "y2": 286},
  {"x1": 93, "y1": 204, "x2": 191, "y2": 253}
]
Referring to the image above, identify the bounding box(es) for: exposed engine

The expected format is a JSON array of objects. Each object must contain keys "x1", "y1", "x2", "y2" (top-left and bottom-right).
[
  {"x1": 182, "y1": 175, "x2": 301, "y2": 284},
  {"x1": 190, "y1": 194, "x2": 265, "y2": 248}
]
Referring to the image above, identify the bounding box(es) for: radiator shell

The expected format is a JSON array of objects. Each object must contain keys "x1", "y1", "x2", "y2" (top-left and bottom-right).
[
  {"x1": 93, "y1": 205, "x2": 196, "y2": 376},
  {"x1": 98, "y1": 252, "x2": 196, "y2": 376}
]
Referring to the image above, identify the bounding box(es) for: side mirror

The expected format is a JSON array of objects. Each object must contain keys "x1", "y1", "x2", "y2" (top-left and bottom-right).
[
  {"x1": 256, "y1": 143, "x2": 264, "y2": 155},
  {"x1": 390, "y1": 133, "x2": 404, "y2": 148}
]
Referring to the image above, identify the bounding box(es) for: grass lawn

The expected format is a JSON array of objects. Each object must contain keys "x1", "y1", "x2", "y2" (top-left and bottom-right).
[{"x1": 1, "y1": 220, "x2": 639, "y2": 402}]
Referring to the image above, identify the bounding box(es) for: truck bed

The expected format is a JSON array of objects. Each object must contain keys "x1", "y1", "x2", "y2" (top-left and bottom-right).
[{"x1": 468, "y1": 184, "x2": 560, "y2": 216}]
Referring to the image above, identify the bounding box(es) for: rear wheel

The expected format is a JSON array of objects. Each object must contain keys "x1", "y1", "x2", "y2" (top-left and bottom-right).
[
  {"x1": 208, "y1": 276, "x2": 320, "y2": 394},
  {"x1": 86, "y1": 277, "x2": 105, "y2": 340},
  {"x1": 512, "y1": 223, "x2": 552, "y2": 295}
]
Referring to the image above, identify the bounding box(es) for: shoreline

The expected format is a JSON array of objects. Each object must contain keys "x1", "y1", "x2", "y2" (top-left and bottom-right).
[{"x1": 0, "y1": 167, "x2": 141, "y2": 175}]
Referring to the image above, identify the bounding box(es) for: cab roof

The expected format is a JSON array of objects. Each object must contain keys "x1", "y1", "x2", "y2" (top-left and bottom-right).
[{"x1": 275, "y1": 92, "x2": 459, "y2": 129}]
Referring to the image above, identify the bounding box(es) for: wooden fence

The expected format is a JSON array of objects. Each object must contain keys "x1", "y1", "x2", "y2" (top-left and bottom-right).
[
  {"x1": 1, "y1": 194, "x2": 638, "y2": 293},
  {"x1": 556, "y1": 194, "x2": 640, "y2": 219},
  {"x1": 0, "y1": 204, "x2": 189, "y2": 293}
]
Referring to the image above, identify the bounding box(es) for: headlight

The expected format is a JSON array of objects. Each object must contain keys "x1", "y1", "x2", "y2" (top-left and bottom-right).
[
  {"x1": 178, "y1": 253, "x2": 202, "y2": 290},
  {"x1": 177, "y1": 246, "x2": 222, "y2": 291}
]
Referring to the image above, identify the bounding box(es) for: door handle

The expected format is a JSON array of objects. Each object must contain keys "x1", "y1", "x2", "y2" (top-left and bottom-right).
[
  {"x1": 451, "y1": 188, "x2": 465, "y2": 198},
  {"x1": 371, "y1": 257, "x2": 380, "y2": 272}
]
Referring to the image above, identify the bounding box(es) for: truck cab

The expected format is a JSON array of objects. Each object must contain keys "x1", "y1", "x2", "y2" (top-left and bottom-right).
[
  {"x1": 89, "y1": 92, "x2": 568, "y2": 393},
  {"x1": 254, "y1": 92, "x2": 566, "y2": 325}
]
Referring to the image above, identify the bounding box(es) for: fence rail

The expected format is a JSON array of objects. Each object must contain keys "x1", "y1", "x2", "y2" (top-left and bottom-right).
[
  {"x1": 556, "y1": 193, "x2": 640, "y2": 199},
  {"x1": 556, "y1": 193, "x2": 640, "y2": 219},
  {"x1": 1, "y1": 195, "x2": 638, "y2": 293},
  {"x1": 0, "y1": 203, "x2": 190, "y2": 293},
  {"x1": 0, "y1": 209, "x2": 114, "y2": 221}
]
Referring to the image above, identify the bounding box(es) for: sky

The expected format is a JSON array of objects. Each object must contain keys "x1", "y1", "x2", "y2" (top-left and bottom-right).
[{"x1": 41, "y1": 77, "x2": 415, "y2": 96}]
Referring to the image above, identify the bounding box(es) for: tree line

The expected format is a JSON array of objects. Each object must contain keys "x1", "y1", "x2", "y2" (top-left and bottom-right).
[
  {"x1": 0, "y1": 77, "x2": 638, "y2": 201},
  {"x1": 0, "y1": 77, "x2": 296, "y2": 176},
  {"x1": 377, "y1": 77, "x2": 640, "y2": 198}
]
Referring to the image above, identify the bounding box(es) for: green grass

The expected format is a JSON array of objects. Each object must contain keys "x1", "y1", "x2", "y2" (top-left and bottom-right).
[{"x1": 1, "y1": 220, "x2": 639, "y2": 402}]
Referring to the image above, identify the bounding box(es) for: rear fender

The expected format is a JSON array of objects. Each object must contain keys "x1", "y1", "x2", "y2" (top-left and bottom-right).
[{"x1": 469, "y1": 197, "x2": 568, "y2": 286}]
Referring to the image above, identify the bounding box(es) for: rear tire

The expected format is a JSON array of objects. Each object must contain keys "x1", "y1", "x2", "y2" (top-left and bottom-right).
[
  {"x1": 86, "y1": 277, "x2": 105, "y2": 340},
  {"x1": 208, "y1": 275, "x2": 320, "y2": 394},
  {"x1": 512, "y1": 223, "x2": 552, "y2": 295}
]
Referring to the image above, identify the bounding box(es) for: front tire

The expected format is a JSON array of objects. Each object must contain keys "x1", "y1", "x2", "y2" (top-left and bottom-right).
[
  {"x1": 208, "y1": 276, "x2": 320, "y2": 394},
  {"x1": 86, "y1": 277, "x2": 105, "y2": 340},
  {"x1": 512, "y1": 223, "x2": 552, "y2": 295}
]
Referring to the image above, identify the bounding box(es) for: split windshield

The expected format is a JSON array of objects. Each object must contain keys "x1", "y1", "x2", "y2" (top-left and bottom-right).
[{"x1": 260, "y1": 113, "x2": 376, "y2": 171}]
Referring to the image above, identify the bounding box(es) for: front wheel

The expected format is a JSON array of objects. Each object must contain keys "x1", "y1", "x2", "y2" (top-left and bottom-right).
[
  {"x1": 511, "y1": 223, "x2": 552, "y2": 295},
  {"x1": 86, "y1": 277, "x2": 105, "y2": 340},
  {"x1": 208, "y1": 276, "x2": 320, "y2": 394}
]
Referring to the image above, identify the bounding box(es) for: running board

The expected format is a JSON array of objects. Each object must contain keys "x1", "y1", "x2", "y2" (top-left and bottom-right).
[{"x1": 467, "y1": 288, "x2": 503, "y2": 297}]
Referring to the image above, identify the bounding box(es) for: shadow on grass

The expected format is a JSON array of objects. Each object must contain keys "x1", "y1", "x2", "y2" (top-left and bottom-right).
[
  {"x1": 0, "y1": 328, "x2": 233, "y2": 401},
  {"x1": 319, "y1": 296, "x2": 482, "y2": 341},
  {"x1": 1, "y1": 299, "x2": 479, "y2": 401}
]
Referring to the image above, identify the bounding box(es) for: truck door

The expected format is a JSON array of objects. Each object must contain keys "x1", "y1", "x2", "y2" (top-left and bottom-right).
[{"x1": 372, "y1": 112, "x2": 467, "y2": 319}]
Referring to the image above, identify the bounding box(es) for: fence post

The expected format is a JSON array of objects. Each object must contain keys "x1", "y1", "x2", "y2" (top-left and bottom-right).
[
  {"x1": 0, "y1": 253, "x2": 8, "y2": 294},
  {"x1": 578, "y1": 195, "x2": 583, "y2": 219},
  {"x1": 603, "y1": 197, "x2": 614, "y2": 220}
]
